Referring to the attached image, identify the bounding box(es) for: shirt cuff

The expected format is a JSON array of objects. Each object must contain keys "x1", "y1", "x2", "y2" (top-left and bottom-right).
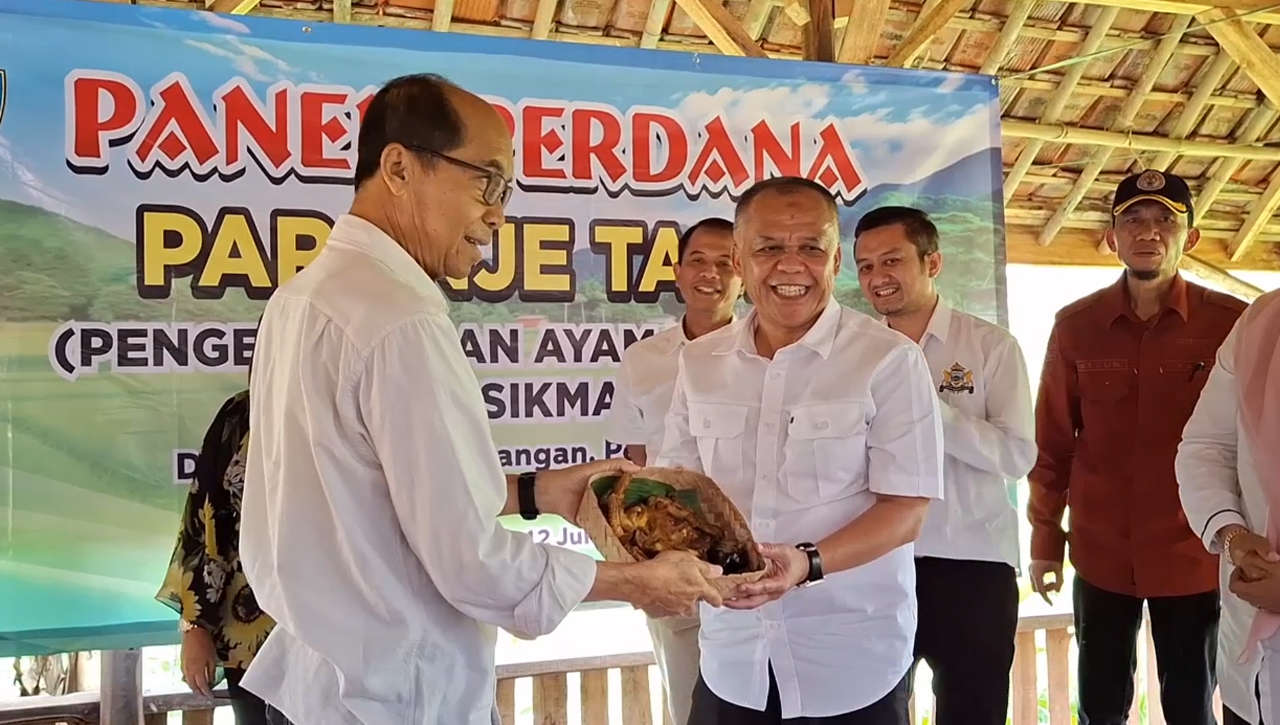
[
  {"x1": 1030, "y1": 528, "x2": 1067, "y2": 563},
  {"x1": 1202, "y1": 510, "x2": 1249, "y2": 553},
  {"x1": 509, "y1": 547, "x2": 597, "y2": 640}
]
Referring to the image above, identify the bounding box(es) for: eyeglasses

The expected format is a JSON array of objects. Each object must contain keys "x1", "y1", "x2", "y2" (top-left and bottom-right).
[{"x1": 406, "y1": 145, "x2": 513, "y2": 207}]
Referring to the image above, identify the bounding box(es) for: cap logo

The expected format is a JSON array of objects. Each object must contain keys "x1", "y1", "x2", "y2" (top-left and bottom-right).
[{"x1": 1136, "y1": 170, "x2": 1165, "y2": 192}]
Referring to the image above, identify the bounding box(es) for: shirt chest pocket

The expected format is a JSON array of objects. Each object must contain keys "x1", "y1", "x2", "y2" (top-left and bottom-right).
[
  {"x1": 1078, "y1": 371, "x2": 1133, "y2": 406},
  {"x1": 783, "y1": 402, "x2": 868, "y2": 503},
  {"x1": 688, "y1": 402, "x2": 748, "y2": 482}
]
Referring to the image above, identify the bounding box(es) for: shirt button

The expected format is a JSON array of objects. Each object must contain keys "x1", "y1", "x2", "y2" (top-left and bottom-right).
[
  {"x1": 816, "y1": 420, "x2": 830, "y2": 430},
  {"x1": 702, "y1": 419, "x2": 712, "y2": 430},
  {"x1": 763, "y1": 422, "x2": 774, "y2": 431}
]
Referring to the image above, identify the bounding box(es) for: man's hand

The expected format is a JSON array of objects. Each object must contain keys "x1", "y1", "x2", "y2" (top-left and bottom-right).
[
  {"x1": 1230, "y1": 565, "x2": 1280, "y2": 613},
  {"x1": 180, "y1": 626, "x2": 217, "y2": 698},
  {"x1": 628, "y1": 551, "x2": 724, "y2": 618},
  {"x1": 1222, "y1": 525, "x2": 1280, "y2": 582},
  {"x1": 723, "y1": 543, "x2": 809, "y2": 610},
  {"x1": 535, "y1": 458, "x2": 638, "y2": 523},
  {"x1": 1029, "y1": 560, "x2": 1063, "y2": 605}
]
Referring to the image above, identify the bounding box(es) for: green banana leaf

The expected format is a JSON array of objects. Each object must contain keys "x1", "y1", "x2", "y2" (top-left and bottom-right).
[{"x1": 591, "y1": 475, "x2": 702, "y2": 513}]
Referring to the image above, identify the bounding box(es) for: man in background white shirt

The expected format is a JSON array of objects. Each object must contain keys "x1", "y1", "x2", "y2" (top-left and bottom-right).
[
  {"x1": 854, "y1": 205, "x2": 1037, "y2": 725},
  {"x1": 1177, "y1": 289, "x2": 1280, "y2": 725},
  {"x1": 240, "y1": 73, "x2": 724, "y2": 725},
  {"x1": 658, "y1": 177, "x2": 945, "y2": 725},
  {"x1": 607, "y1": 217, "x2": 742, "y2": 725}
]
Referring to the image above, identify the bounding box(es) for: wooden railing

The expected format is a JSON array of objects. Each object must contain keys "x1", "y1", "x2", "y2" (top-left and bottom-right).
[{"x1": 0, "y1": 611, "x2": 1223, "y2": 725}]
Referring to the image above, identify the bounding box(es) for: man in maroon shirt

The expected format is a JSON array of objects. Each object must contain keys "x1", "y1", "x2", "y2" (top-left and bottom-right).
[{"x1": 1027, "y1": 169, "x2": 1247, "y2": 725}]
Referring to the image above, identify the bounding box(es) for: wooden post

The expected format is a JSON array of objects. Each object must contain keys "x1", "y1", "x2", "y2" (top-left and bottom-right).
[{"x1": 101, "y1": 649, "x2": 143, "y2": 725}]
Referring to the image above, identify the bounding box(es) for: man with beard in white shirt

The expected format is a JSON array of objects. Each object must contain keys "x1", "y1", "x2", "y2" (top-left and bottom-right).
[
  {"x1": 1177, "y1": 288, "x2": 1280, "y2": 725},
  {"x1": 658, "y1": 177, "x2": 944, "y2": 725},
  {"x1": 607, "y1": 217, "x2": 742, "y2": 725},
  {"x1": 239, "y1": 73, "x2": 725, "y2": 725},
  {"x1": 854, "y1": 205, "x2": 1037, "y2": 725}
]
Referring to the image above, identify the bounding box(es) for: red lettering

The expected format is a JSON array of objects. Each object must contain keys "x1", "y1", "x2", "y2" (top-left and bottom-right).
[
  {"x1": 67, "y1": 73, "x2": 143, "y2": 167},
  {"x1": 521, "y1": 104, "x2": 567, "y2": 181},
  {"x1": 570, "y1": 108, "x2": 625, "y2": 187},
  {"x1": 132, "y1": 76, "x2": 219, "y2": 171},
  {"x1": 298, "y1": 90, "x2": 350, "y2": 172},
  {"x1": 687, "y1": 118, "x2": 750, "y2": 192},
  {"x1": 807, "y1": 125, "x2": 863, "y2": 196},
  {"x1": 218, "y1": 83, "x2": 290, "y2": 173},
  {"x1": 631, "y1": 112, "x2": 686, "y2": 186},
  {"x1": 751, "y1": 121, "x2": 802, "y2": 178}
]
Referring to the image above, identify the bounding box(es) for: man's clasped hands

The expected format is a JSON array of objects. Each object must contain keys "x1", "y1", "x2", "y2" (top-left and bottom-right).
[{"x1": 1224, "y1": 524, "x2": 1280, "y2": 612}]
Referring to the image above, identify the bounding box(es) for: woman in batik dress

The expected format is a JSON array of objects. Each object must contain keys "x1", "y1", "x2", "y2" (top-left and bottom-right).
[{"x1": 157, "y1": 390, "x2": 274, "y2": 725}]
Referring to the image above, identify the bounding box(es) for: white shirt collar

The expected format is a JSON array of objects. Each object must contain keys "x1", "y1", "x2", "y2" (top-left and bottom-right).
[
  {"x1": 714, "y1": 296, "x2": 841, "y2": 360},
  {"x1": 878, "y1": 296, "x2": 950, "y2": 346},
  {"x1": 325, "y1": 214, "x2": 448, "y2": 315}
]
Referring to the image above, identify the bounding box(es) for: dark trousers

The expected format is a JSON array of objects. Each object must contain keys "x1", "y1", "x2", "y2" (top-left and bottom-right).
[
  {"x1": 224, "y1": 668, "x2": 270, "y2": 725},
  {"x1": 688, "y1": 666, "x2": 910, "y2": 724},
  {"x1": 908, "y1": 557, "x2": 1019, "y2": 725},
  {"x1": 1072, "y1": 574, "x2": 1220, "y2": 725},
  {"x1": 1223, "y1": 707, "x2": 1263, "y2": 725}
]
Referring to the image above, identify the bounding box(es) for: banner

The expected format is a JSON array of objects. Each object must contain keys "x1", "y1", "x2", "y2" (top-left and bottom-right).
[{"x1": 0, "y1": 0, "x2": 1005, "y2": 655}]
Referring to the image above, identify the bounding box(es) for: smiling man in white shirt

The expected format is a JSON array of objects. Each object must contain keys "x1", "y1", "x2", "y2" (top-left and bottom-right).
[
  {"x1": 239, "y1": 73, "x2": 725, "y2": 725},
  {"x1": 853, "y1": 205, "x2": 1037, "y2": 725},
  {"x1": 607, "y1": 216, "x2": 742, "y2": 725},
  {"x1": 658, "y1": 177, "x2": 945, "y2": 725}
]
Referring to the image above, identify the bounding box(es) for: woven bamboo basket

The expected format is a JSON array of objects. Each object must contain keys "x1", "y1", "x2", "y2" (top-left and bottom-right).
[{"x1": 577, "y1": 466, "x2": 767, "y2": 599}]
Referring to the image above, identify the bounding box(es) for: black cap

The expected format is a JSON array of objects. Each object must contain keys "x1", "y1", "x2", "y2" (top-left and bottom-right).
[{"x1": 1112, "y1": 169, "x2": 1194, "y2": 225}]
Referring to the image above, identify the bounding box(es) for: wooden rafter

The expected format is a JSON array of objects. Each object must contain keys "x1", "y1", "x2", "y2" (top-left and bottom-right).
[
  {"x1": 640, "y1": 0, "x2": 674, "y2": 47},
  {"x1": 740, "y1": 0, "x2": 773, "y2": 39},
  {"x1": 531, "y1": 0, "x2": 558, "y2": 39},
  {"x1": 885, "y1": 0, "x2": 969, "y2": 68},
  {"x1": 804, "y1": 0, "x2": 834, "y2": 61},
  {"x1": 836, "y1": 0, "x2": 890, "y2": 64},
  {"x1": 1196, "y1": 106, "x2": 1279, "y2": 213},
  {"x1": 1070, "y1": 0, "x2": 1280, "y2": 24},
  {"x1": 671, "y1": 0, "x2": 769, "y2": 57},
  {"x1": 1038, "y1": 15, "x2": 1193, "y2": 246},
  {"x1": 334, "y1": 0, "x2": 352, "y2": 22},
  {"x1": 207, "y1": 0, "x2": 261, "y2": 13},
  {"x1": 1148, "y1": 51, "x2": 1236, "y2": 170},
  {"x1": 1003, "y1": 6, "x2": 1122, "y2": 203},
  {"x1": 1179, "y1": 255, "x2": 1266, "y2": 301},
  {"x1": 432, "y1": 0, "x2": 455, "y2": 30},
  {"x1": 979, "y1": 1, "x2": 1032, "y2": 76},
  {"x1": 1200, "y1": 8, "x2": 1280, "y2": 108},
  {"x1": 1228, "y1": 171, "x2": 1280, "y2": 261},
  {"x1": 1001, "y1": 117, "x2": 1280, "y2": 161}
]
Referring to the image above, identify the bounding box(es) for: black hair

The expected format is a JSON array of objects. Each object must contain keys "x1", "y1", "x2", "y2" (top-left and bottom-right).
[
  {"x1": 734, "y1": 176, "x2": 838, "y2": 223},
  {"x1": 677, "y1": 217, "x2": 734, "y2": 263},
  {"x1": 353, "y1": 73, "x2": 465, "y2": 189},
  {"x1": 853, "y1": 205, "x2": 939, "y2": 257}
]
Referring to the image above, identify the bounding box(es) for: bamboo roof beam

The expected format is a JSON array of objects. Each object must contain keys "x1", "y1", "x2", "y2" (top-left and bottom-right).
[
  {"x1": 432, "y1": 0, "x2": 455, "y2": 30},
  {"x1": 1003, "y1": 6, "x2": 1121, "y2": 204},
  {"x1": 1001, "y1": 117, "x2": 1280, "y2": 161},
  {"x1": 1200, "y1": 8, "x2": 1280, "y2": 109},
  {"x1": 1228, "y1": 171, "x2": 1280, "y2": 260},
  {"x1": 1179, "y1": 255, "x2": 1266, "y2": 301},
  {"x1": 740, "y1": 0, "x2": 775, "y2": 40},
  {"x1": 886, "y1": 0, "x2": 970, "y2": 67},
  {"x1": 1196, "y1": 106, "x2": 1279, "y2": 213},
  {"x1": 1004, "y1": 76, "x2": 1256, "y2": 109},
  {"x1": 1068, "y1": 0, "x2": 1280, "y2": 25},
  {"x1": 979, "y1": 2, "x2": 1033, "y2": 76},
  {"x1": 804, "y1": 0, "x2": 834, "y2": 61},
  {"x1": 207, "y1": 0, "x2": 260, "y2": 13},
  {"x1": 1037, "y1": 15, "x2": 1192, "y2": 247},
  {"x1": 334, "y1": 0, "x2": 351, "y2": 22},
  {"x1": 837, "y1": 0, "x2": 892, "y2": 64},
  {"x1": 671, "y1": 0, "x2": 769, "y2": 57},
  {"x1": 531, "y1": 0, "x2": 559, "y2": 39},
  {"x1": 1148, "y1": 51, "x2": 1237, "y2": 170}
]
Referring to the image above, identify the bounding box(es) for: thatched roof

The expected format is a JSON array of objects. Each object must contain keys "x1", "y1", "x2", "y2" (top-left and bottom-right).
[{"x1": 102, "y1": 0, "x2": 1280, "y2": 283}]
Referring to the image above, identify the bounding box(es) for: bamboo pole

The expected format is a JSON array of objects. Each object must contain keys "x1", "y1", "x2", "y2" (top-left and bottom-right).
[{"x1": 1000, "y1": 118, "x2": 1280, "y2": 161}]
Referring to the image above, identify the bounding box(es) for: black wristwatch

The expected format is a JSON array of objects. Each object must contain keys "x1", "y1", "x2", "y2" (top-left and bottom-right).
[
  {"x1": 517, "y1": 471, "x2": 539, "y2": 521},
  {"x1": 795, "y1": 542, "x2": 824, "y2": 587}
]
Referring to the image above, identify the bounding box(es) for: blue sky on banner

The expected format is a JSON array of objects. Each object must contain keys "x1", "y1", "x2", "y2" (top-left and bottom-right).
[{"x1": 0, "y1": 0, "x2": 1001, "y2": 246}]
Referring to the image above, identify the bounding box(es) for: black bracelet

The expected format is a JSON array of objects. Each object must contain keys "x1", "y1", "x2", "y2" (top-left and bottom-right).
[{"x1": 517, "y1": 471, "x2": 539, "y2": 521}]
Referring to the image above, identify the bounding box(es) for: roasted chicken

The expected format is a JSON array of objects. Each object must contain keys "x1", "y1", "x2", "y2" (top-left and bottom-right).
[{"x1": 603, "y1": 473, "x2": 751, "y2": 574}]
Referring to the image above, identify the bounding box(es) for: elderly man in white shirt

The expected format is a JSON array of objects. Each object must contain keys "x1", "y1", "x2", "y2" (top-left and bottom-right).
[
  {"x1": 607, "y1": 216, "x2": 742, "y2": 725},
  {"x1": 657, "y1": 177, "x2": 945, "y2": 725},
  {"x1": 1177, "y1": 288, "x2": 1280, "y2": 725},
  {"x1": 853, "y1": 205, "x2": 1037, "y2": 725},
  {"x1": 239, "y1": 73, "x2": 725, "y2": 725}
]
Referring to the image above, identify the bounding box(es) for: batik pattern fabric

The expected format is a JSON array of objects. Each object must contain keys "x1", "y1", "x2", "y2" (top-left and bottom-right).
[{"x1": 157, "y1": 390, "x2": 275, "y2": 671}]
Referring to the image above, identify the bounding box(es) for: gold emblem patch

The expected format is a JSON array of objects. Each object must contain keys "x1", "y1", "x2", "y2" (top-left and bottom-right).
[
  {"x1": 1136, "y1": 170, "x2": 1165, "y2": 192},
  {"x1": 938, "y1": 362, "x2": 975, "y2": 394}
]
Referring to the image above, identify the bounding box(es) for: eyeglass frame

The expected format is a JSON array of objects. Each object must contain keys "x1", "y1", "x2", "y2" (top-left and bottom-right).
[{"x1": 402, "y1": 144, "x2": 513, "y2": 208}]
